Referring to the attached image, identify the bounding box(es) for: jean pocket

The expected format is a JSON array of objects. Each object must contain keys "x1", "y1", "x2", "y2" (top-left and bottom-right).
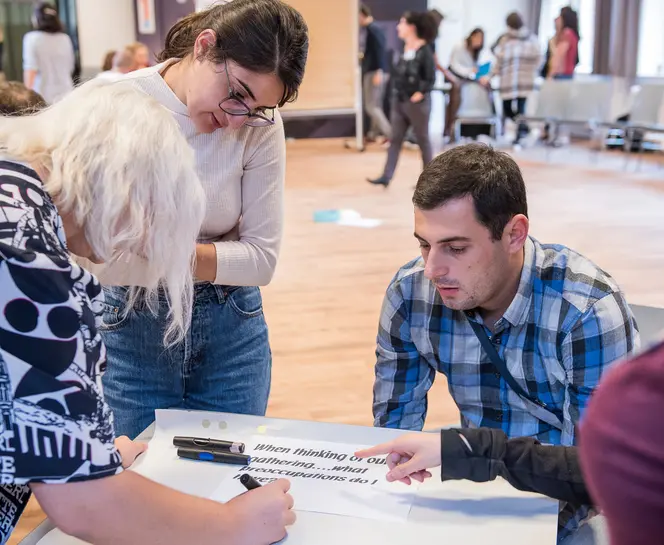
[
  {"x1": 226, "y1": 286, "x2": 264, "y2": 318},
  {"x1": 101, "y1": 287, "x2": 131, "y2": 331}
]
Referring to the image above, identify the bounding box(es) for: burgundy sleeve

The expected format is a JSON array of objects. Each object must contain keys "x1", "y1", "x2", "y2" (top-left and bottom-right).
[{"x1": 580, "y1": 340, "x2": 664, "y2": 545}]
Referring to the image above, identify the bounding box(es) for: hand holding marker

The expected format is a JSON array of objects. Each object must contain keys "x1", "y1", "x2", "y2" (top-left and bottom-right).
[{"x1": 241, "y1": 473, "x2": 263, "y2": 490}]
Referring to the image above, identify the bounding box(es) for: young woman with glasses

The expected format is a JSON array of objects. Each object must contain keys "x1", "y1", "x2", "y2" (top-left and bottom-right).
[{"x1": 91, "y1": 0, "x2": 309, "y2": 439}]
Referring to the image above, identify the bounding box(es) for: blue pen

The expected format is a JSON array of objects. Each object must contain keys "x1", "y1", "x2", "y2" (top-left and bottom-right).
[{"x1": 177, "y1": 447, "x2": 251, "y2": 466}]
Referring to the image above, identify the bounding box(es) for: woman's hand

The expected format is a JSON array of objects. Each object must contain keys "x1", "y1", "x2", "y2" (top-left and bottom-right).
[
  {"x1": 355, "y1": 433, "x2": 440, "y2": 485},
  {"x1": 222, "y1": 479, "x2": 296, "y2": 545},
  {"x1": 410, "y1": 91, "x2": 425, "y2": 103},
  {"x1": 115, "y1": 435, "x2": 148, "y2": 468}
]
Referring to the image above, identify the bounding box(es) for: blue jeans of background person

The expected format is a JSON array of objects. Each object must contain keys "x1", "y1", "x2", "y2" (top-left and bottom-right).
[{"x1": 101, "y1": 284, "x2": 271, "y2": 439}]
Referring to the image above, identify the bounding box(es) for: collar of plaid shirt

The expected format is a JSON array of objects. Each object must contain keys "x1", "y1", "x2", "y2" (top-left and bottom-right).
[{"x1": 468, "y1": 236, "x2": 536, "y2": 330}]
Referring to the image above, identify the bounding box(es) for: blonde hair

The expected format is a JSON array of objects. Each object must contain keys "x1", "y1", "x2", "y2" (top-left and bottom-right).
[
  {"x1": 126, "y1": 41, "x2": 149, "y2": 54},
  {"x1": 0, "y1": 81, "x2": 205, "y2": 345}
]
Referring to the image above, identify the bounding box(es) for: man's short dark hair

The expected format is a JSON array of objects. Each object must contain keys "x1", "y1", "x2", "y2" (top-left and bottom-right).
[
  {"x1": 413, "y1": 144, "x2": 528, "y2": 241},
  {"x1": 359, "y1": 4, "x2": 371, "y2": 17},
  {"x1": 0, "y1": 82, "x2": 47, "y2": 116},
  {"x1": 506, "y1": 11, "x2": 524, "y2": 30}
]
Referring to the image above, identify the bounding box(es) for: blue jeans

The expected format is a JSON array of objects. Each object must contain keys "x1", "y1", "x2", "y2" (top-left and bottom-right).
[{"x1": 100, "y1": 284, "x2": 271, "y2": 439}]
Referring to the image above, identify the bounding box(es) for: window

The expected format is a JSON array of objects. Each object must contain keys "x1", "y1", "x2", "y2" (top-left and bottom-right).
[
  {"x1": 538, "y1": 0, "x2": 595, "y2": 74},
  {"x1": 637, "y1": 0, "x2": 664, "y2": 77}
]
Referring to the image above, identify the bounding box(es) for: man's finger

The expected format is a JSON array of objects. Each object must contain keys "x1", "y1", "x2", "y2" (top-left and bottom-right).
[
  {"x1": 386, "y1": 458, "x2": 423, "y2": 482},
  {"x1": 396, "y1": 475, "x2": 411, "y2": 485},
  {"x1": 410, "y1": 472, "x2": 425, "y2": 483},
  {"x1": 386, "y1": 451, "x2": 402, "y2": 470}
]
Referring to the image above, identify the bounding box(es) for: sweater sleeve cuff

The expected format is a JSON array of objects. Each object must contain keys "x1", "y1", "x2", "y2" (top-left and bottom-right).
[{"x1": 441, "y1": 429, "x2": 506, "y2": 484}]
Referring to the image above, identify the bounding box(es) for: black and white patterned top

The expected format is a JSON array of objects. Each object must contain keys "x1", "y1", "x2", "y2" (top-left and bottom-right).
[{"x1": 0, "y1": 159, "x2": 122, "y2": 543}]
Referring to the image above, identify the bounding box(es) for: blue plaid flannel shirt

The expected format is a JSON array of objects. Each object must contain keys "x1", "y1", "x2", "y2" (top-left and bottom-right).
[{"x1": 373, "y1": 236, "x2": 639, "y2": 540}]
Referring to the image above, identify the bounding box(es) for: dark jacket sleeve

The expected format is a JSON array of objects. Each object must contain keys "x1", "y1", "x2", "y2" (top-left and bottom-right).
[
  {"x1": 417, "y1": 46, "x2": 436, "y2": 94},
  {"x1": 440, "y1": 428, "x2": 592, "y2": 507},
  {"x1": 374, "y1": 26, "x2": 388, "y2": 72}
]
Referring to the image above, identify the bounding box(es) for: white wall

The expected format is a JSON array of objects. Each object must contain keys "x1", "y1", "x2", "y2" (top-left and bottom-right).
[
  {"x1": 75, "y1": 0, "x2": 136, "y2": 75},
  {"x1": 638, "y1": 0, "x2": 664, "y2": 76},
  {"x1": 429, "y1": 0, "x2": 533, "y2": 72}
]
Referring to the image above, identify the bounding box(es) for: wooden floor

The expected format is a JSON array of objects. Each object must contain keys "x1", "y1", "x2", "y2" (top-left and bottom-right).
[{"x1": 11, "y1": 139, "x2": 664, "y2": 543}]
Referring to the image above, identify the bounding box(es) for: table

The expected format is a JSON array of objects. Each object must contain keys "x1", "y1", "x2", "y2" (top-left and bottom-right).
[{"x1": 21, "y1": 410, "x2": 559, "y2": 545}]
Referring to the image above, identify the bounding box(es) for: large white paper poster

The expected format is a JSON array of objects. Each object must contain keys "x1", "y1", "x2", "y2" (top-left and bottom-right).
[{"x1": 210, "y1": 436, "x2": 419, "y2": 522}]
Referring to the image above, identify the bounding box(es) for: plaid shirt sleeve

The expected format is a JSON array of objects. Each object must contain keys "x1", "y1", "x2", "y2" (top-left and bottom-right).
[
  {"x1": 560, "y1": 291, "x2": 640, "y2": 445},
  {"x1": 373, "y1": 278, "x2": 436, "y2": 430}
]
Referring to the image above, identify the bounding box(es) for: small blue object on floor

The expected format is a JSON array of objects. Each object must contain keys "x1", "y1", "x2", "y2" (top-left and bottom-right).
[{"x1": 313, "y1": 210, "x2": 342, "y2": 223}]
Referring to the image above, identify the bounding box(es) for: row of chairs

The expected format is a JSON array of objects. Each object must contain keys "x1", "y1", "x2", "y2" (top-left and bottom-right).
[
  {"x1": 454, "y1": 78, "x2": 664, "y2": 161},
  {"x1": 527, "y1": 79, "x2": 664, "y2": 153}
]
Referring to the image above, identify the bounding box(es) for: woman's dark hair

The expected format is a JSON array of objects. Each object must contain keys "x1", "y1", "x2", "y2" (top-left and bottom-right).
[
  {"x1": 506, "y1": 12, "x2": 524, "y2": 31},
  {"x1": 560, "y1": 6, "x2": 580, "y2": 38},
  {"x1": 402, "y1": 11, "x2": 438, "y2": 44},
  {"x1": 466, "y1": 28, "x2": 484, "y2": 62},
  {"x1": 157, "y1": 0, "x2": 308, "y2": 107},
  {"x1": 0, "y1": 82, "x2": 47, "y2": 116},
  {"x1": 33, "y1": 2, "x2": 64, "y2": 33},
  {"x1": 413, "y1": 143, "x2": 528, "y2": 241}
]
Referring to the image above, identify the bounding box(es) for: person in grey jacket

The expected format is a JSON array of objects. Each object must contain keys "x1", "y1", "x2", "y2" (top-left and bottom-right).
[{"x1": 482, "y1": 12, "x2": 542, "y2": 144}]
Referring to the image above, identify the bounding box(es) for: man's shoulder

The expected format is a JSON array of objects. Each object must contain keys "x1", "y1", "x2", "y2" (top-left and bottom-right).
[{"x1": 533, "y1": 239, "x2": 623, "y2": 314}]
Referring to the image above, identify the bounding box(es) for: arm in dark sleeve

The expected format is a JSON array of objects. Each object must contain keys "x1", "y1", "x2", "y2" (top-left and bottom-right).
[
  {"x1": 418, "y1": 47, "x2": 436, "y2": 94},
  {"x1": 441, "y1": 428, "x2": 591, "y2": 506},
  {"x1": 374, "y1": 26, "x2": 388, "y2": 72}
]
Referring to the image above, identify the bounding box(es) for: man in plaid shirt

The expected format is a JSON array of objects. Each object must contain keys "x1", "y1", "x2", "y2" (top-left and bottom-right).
[{"x1": 373, "y1": 143, "x2": 639, "y2": 541}]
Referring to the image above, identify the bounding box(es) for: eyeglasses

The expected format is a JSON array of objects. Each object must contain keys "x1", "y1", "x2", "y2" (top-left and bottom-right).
[{"x1": 219, "y1": 62, "x2": 276, "y2": 128}]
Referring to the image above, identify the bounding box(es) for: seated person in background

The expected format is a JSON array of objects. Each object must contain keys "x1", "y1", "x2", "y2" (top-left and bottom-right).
[
  {"x1": 444, "y1": 28, "x2": 485, "y2": 141},
  {"x1": 96, "y1": 47, "x2": 137, "y2": 82},
  {"x1": 372, "y1": 143, "x2": 638, "y2": 540},
  {"x1": 0, "y1": 81, "x2": 294, "y2": 545},
  {"x1": 127, "y1": 41, "x2": 151, "y2": 70},
  {"x1": 581, "y1": 340, "x2": 664, "y2": 545},
  {"x1": 0, "y1": 81, "x2": 46, "y2": 115}
]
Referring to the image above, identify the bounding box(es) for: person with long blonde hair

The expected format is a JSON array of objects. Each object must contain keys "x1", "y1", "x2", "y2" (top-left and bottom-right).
[{"x1": 0, "y1": 81, "x2": 295, "y2": 544}]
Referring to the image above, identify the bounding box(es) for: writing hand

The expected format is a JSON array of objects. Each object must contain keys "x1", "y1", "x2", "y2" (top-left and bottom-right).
[{"x1": 224, "y1": 479, "x2": 296, "y2": 545}]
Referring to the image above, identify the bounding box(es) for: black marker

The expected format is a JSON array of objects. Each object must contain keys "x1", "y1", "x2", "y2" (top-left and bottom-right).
[
  {"x1": 177, "y1": 448, "x2": 251, "y2": 466},
  {"x1": 240, "y1": 473, "x2": 262, "y2": 491},
  {"x1": 173, "y1": 436, "x2": 245, "y2": 454}
]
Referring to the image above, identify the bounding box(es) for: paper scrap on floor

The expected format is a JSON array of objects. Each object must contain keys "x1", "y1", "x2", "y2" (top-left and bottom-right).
[{"x1": 210, "y1": 436, "x2": 419, "y2": 522}]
